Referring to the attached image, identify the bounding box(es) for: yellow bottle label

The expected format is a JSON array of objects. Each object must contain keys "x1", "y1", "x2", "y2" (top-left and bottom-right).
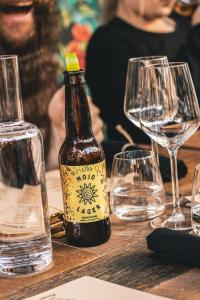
[{"x1": 60, "y1": 160, "x2": 109, "y2": 223}]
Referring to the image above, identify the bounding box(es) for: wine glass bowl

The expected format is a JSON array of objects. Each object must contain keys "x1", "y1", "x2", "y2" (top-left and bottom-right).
[
  {"x1": 124, "y1": 56, "x2": 168, "y2": 164},
  {"x1": 124, "y1": 56, "x2": 168, "y2": 127},
  {"x1": 141, "y1": 62, "x2": 200, "y2": 151}
]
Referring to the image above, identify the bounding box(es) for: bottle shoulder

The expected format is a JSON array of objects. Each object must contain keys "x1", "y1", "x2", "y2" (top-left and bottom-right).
[{"x1": 59, "y1": 137, "x2": 105, "y2": 165}]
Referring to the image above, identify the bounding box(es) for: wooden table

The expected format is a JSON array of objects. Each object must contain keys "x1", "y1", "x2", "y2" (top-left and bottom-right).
[{"x1": 1, "y1": 132, "x2": 200, "y2": 300}]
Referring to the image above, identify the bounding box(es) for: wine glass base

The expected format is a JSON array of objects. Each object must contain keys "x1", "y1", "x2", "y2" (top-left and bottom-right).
[{"x1": 151, "y1": 208, "x2": 191, "y2": 231}]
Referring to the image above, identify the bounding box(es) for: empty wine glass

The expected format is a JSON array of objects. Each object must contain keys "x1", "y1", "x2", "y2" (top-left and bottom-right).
[
  {"x1": 140, "y1": 62, "x2": 200, "y2": 230},
  {"x1": 110, "y1": 150, "x2": 165, "y2": 221},
  {"x1": 124, "y1": 56, "x2": 168, "y2": 165}
]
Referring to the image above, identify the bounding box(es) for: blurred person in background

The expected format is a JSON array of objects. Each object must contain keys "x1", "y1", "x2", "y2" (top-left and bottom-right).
[
  {"x1": 86, "y1": 0, "x2": 200, "y2": 145},
  {"x1": 58, "y1": 0, "x2": 102, "y2": 70},
  {"x1": 0, "y1": 0, "x2": 104, "y2": 169}
]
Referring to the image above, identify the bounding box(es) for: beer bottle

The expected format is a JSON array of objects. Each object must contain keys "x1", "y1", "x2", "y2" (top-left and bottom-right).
[{"x1": 59, "y1": 53, "x2": 111, "y2": 247}]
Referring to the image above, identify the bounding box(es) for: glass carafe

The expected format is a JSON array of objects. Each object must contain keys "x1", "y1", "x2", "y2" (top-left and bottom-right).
[{"x1": 0, "y1": 55, "x2": 52, "y2": 276}]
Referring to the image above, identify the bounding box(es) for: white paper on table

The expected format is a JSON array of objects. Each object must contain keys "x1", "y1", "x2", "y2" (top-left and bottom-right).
[
  {"x1": 46, "y1": 169, "x2": 64, "y2": 216},
  {"x1": 46, "y1": 170, "x2": 111, "y2": 217},
  {"x1": 0, "y1": 183, "x2": 45, "y2": 240},
  {"x1": 26, "y1": 276, "x2": 172, "y2": 300}
]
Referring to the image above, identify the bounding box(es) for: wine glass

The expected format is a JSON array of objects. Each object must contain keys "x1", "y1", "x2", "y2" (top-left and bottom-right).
[
  {"x1": 140, "y1": 62, "x2": 200, "y2": 230},
  {"x1": 124, "y1": 56, "x2": 168, "y2": 165}
]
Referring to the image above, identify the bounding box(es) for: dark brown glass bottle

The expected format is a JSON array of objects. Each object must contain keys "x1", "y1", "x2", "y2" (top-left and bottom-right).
[{"x1": 59, "y1": 69, "x2": 111, "y2": 247}]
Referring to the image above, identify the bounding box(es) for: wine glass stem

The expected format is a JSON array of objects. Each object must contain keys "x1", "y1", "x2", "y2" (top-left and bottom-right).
[
  {"x1": 151, "y1": 139, "x2": 159, "y2": 167},
  {"x1": 168, "y1": 150, "x2": 181, "y2": 214}
]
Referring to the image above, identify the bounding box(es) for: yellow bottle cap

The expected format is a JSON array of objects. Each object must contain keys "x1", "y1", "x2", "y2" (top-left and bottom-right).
[{"x1": 65, "y1": 52, "x2": 80, "y2": 72}]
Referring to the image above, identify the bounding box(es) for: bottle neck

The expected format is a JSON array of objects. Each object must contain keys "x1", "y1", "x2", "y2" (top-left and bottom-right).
[
  {"x1": 0, "y1": 56, "x2": 23, "y2": 124},
  {"x1": 64, "y1": 71, "x2": 93, "y2": 140}
]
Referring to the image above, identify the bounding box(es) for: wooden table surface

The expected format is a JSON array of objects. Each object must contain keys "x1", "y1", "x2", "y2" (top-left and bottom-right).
[{"x1": 1, "y1": 132, "x2": 200, "y2": 300}]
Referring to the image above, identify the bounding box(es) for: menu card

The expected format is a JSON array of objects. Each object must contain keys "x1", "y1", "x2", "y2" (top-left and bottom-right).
[
  {"x1": 26, "y1": 276, "x2": 171, "y2": 300},
  {"x1": 46, "y1": 169, "x2": 63, "y2": 216}
]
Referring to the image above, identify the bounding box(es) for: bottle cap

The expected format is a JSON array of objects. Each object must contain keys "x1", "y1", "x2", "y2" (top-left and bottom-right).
[{"x1": 65, "y1": 53, "x2": 80, "y2": 72}]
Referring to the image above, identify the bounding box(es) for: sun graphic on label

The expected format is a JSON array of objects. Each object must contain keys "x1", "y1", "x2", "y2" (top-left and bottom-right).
[{"x1": 76, "y1": 183, "x2": 98, "y2": 205}]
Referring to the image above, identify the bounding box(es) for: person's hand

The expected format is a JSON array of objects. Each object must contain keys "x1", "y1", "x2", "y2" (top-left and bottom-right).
[
  {"x1": 48, "y1": 87, "x2": 104, "y2": 143},
  {"x1": 192, "y1": 5, "x2": 200, "y2": 26}
]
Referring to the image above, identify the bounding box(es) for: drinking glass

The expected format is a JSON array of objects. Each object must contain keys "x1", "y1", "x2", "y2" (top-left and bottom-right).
[
  {"x1": 191, "y1": 164, "x2": 200, "y2": 235},
  {"x1": 110, "y1": 150, "x2": 165, "y2": 221},
  {"x1": 140, "y1": 62, "x2": 200, "y2": 230},
  {"x1": 124, "y1": 56, "x2": 168, "y2": 165}
]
